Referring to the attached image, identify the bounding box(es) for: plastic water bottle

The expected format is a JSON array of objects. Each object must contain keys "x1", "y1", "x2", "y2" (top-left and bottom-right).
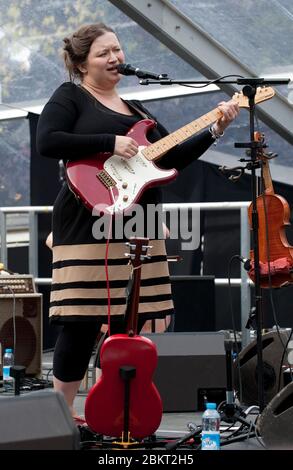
[
  {"x1": 201, "y1": 402, "x2": 221, "y2": 450},
  {"x1": 3, "y1": 348, "x2": 14, "y2": 390}
]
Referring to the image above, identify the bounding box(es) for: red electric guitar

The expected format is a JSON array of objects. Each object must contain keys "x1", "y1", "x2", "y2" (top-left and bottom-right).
[
  {"x1": 84, "y1": 238, "x2": 163, "y2": 441},
  {"x1": 66, "y1": 86, "x2": 275, "y2": 214}
]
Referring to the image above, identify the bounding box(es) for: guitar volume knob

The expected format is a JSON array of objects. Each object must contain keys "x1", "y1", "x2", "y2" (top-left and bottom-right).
[
  {"x1": 122, "y1": 182, "x2": 128, "y2": 189},
  {"x1": 123, "y1": 195, "x2": 129, "y2": 202}
]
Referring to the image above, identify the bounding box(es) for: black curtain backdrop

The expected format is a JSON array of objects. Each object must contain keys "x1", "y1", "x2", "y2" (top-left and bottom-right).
[
  {"x1": 28, "y1": 112, "x2": 293, "y2": 347},
  {"x1": 29, "y1": 113, "x2": 62, "y2": 349}
]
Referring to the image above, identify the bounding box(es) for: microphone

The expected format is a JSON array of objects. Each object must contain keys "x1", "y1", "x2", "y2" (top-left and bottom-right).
[{"x1": 116, "y1": 63, "x2": 164, "y2": 80}]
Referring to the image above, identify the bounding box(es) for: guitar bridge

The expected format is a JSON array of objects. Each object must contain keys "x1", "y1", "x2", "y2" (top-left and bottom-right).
[{"x1": 97, "y1": 170, "x2": 116, "y2": 189}]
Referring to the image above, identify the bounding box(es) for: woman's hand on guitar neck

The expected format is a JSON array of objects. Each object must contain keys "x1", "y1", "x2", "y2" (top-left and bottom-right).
[
  {"x1": 114, "y1": 135, "x2": 139, "y2": 158},
  {"x1": 213, "y1": 99, "x2": 240, "y2": 135}
]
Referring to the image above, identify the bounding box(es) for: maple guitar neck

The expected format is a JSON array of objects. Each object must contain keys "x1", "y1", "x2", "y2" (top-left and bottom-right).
[
  {"x1": 125, "y1": 238, "x2": 149, "y2": 336},
  {"x1": 142, "y1": 85, "x2": 275, "y2": 163},
  {"x1": 125, "y1": 265, "x2": 142, "y2": 336},
  {"x1": 142, "y1": 107, "x2": 222, "y2": 162}
]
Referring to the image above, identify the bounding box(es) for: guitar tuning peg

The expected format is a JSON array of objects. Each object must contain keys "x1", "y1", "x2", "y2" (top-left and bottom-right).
[
  {"x1": 268, "y1": 151, "x2": 278, "y2": 158},
  {"x1": 125, "y1": 252, "x2": 136, "y2": 259},
  {"x1": 125, "y1": 243, "x2": 136, "y2": 251},
  {"x1": 140, "y1": 254, "x2": 151, "y2": 261},
  {"x1": 142, "y1": 244, "x2": 151, "y2": 251}
]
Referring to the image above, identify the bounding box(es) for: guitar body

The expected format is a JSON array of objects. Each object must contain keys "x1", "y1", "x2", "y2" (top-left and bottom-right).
[
  {"x1": 85, "y1": 334, "x2": 163, "y2": 439},
  {"x1": 66, "y1": 119, "x2": 178, "y2": 214}
]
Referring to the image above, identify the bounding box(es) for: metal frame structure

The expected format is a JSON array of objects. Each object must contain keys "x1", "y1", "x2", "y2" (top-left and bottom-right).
[
  {"x1": 109, "y1": 0, "x2": 293, "y2": 144},
  {"x1": 0, "y1": 201, "x2": 251, "y2": 346},
  {"x1": 0, "y1": 0, "x2": 291, "y2": 145},
  {"x1": 0, "y1": 84, "x2": 219, "y2": 121}
]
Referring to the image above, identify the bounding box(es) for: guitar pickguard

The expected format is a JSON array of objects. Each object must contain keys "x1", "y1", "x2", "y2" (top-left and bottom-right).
[{"x1": 103, "y1": 147, "x2": 176, "y2": 214}]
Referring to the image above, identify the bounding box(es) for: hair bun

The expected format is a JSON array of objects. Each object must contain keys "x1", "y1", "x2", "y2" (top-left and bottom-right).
[{"x1": 63, "y1": 37, "x2": 71, "y2": 50}]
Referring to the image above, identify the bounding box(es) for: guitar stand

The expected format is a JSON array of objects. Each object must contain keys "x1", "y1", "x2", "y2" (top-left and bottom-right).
[
  {"x1": 82, "y1": 364, "x2": 168, "y2": 450},
  {"x1": 79, "y1": 364, "x2": 142, "y2": 450},
  {"x1": 79, "y1": 362, "x2": 190, "y2": 451},
  {"x1": 10, "y1": 366, "x2": 26, "y2": 396},
  {"x1": 111, "y1": 365, "x2": 139, "y2": 448},
  {"x1": 110, "y1": 366, "x2": 180, "y2": 450}
]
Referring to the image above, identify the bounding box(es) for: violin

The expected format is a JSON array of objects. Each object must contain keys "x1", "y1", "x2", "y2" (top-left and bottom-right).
[
  {"x1": 85, "y1": 238, "x2": 162, "y2": 441},
  {"x1": 248, "y1": 132, "x2": 293, "y2": 288}
]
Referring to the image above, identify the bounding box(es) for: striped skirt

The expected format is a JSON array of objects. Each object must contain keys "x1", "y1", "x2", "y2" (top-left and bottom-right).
[{"x1": 49, "y1": 239, "x2": 174, "y2": 322}]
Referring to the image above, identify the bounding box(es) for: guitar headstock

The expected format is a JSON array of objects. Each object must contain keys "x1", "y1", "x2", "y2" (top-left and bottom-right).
[
  {"x1": 233, "y1": 86, "x2": 275, "y2": 108},
  {"x1": 125, "y1": 237, "x2": 150, "y2": 267}
]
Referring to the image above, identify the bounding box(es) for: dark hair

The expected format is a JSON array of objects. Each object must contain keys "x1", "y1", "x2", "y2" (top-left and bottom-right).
[{"x1": 63, "y1": 23, "x2": 115, "y2": 81}]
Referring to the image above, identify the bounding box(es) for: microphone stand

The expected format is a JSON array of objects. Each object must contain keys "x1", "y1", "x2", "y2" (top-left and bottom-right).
[
  {"x1": 220, "y1": 339, "x2": 257, "y2": 430},
  {"x1": 139, "y1": 77, "x2": 289, "y2": 86},
  {"x1": 230, "y1": 78, "x2": 288, "y2": 412},
  {"x1": 234, "y1": 82, "x2": 265, "y2": 411},
  {"x1": 138, "y1": 75, "x2": 289, "y2": 415}
]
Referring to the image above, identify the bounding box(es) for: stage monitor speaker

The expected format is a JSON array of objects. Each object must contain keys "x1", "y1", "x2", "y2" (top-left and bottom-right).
[
  {"x1": 0, "y1": 294, "x2": 42, "y2": 376},
  {"x1": 234, "y1": 330, "x2": 289, "y2": 406},
  {"x1": 0, "y1": 390, "x2": 80, "y2": 449},
  {"x1": 257, "y1": 381, "x2": 293, "y2": 449},
  {"x1": 170, "y1": 276, "x2": 215, "y2": 332},
  {"x1": 144, "y1": 332, "x2": 226, "y2": 411}
]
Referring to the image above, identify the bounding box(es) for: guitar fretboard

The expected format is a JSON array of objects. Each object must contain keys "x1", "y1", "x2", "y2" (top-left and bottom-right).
[{"x1": 142, "y1": 108, "x2": 222, "y2": 162}]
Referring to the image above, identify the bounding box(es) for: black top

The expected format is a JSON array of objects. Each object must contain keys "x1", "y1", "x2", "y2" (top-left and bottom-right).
[
  {"x1": 37, "y1": 82, "x2": 214, "y2": 168},
  {"x1": 36, "y1": 82, "x2": 215, "y2": 245}
]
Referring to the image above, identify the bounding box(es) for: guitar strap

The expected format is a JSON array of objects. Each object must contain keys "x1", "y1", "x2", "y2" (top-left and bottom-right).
[{"x1": 125, "y1": 100, "x2": 155, "y2": 122}]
